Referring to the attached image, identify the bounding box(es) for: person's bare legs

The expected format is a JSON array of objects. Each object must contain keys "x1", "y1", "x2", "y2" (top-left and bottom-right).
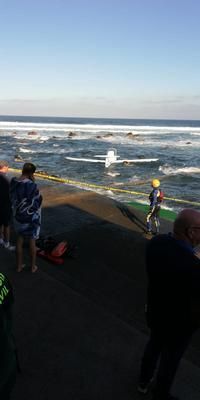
[
  {"x1": 0, "y1": 225, "x2": 3, "y2": 243},
  {"x1": 4, "y1": 225, "x2": 10, "y2": 243},
  {"x1": 16, "y1": 235, "x2": 24, "y2": 272},
  {"x1": 29, "y1": 238, "x2": 38, "y2": 272}
]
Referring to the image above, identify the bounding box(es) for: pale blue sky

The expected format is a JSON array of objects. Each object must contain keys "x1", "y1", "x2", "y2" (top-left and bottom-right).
[{"x1": 1, "y1": 0, "x2": 200, "y2": 119}]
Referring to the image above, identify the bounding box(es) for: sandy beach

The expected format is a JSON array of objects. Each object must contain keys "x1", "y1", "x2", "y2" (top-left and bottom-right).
[{"x1": 1, "y1": 182, "x2": 200, "y2": 400}]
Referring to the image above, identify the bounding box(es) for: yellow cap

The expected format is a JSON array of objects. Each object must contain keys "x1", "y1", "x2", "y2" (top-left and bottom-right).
[{"x1": 152, "y1": 179, "x2": 160, "y2": 188}]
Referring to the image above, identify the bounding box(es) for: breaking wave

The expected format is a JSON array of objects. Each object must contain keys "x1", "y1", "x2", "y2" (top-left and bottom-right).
[{"x1": 159, "y1": 165, "x2": 200, "y2": 175}]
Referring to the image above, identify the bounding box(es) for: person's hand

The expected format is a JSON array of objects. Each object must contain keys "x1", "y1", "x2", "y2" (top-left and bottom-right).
[{"x1": 194, "y1": 245, "x2": 200, "y2": 259}]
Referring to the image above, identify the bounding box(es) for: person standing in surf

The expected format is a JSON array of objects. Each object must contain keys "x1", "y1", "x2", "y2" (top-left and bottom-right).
[{"x1": 10, "y1": 163, "x2": 42, "y2": 273}]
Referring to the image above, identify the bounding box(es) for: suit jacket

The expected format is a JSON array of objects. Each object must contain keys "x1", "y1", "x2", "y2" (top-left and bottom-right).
[{"x1": 146, "y1": 234, "x2": 200, "y2": 330}]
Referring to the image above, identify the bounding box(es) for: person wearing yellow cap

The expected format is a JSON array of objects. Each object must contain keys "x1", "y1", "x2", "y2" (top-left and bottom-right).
[{"x1": 146, "y1": 179, "x2": 163, "y2": 234}]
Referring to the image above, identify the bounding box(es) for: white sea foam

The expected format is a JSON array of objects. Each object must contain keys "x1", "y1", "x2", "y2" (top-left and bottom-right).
[
  {"x1": 15, "y1": 135, "x2": 40, "y2": 140},
  {"x1": 1, "y1": 120, "x2": 200, "y2": 152},
  {"x1": 19, "y1": 147, "x2": 35, "y2": 153},
  {"x1": 106, "y1": 172, "x2": 121, "y2": 177},
  {"x1": 39, "y1": 136, "x2": 49, "y2": 141},
  {"x1": 159, "y1": 165, "x2": 200, "y2": 175},
  {"x1": 1, "y1": 120, "x2": 200, "y2": 135}
]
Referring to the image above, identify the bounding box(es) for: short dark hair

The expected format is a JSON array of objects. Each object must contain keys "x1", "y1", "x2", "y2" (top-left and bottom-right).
[
  {"x1": 0, "y1": 160, "x2": 9, "y2": 169},
  {"x1": 22, "y1": 163, "x2": 36, "y2": 175}
]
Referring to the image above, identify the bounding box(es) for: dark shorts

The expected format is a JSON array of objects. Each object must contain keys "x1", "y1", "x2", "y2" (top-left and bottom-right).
[{"x1": 13, "y1": 218, "x2": 41, "y2": 240}]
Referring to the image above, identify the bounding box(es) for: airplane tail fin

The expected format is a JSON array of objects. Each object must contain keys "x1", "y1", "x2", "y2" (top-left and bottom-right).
[{"x1": 105, "y1": 148, "x2": 117, "y2": 168}]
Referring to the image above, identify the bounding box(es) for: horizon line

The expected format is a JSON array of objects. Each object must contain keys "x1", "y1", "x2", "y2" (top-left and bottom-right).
[{"x1": 0, "y1": 114, "x2": 200, "y2": 122}]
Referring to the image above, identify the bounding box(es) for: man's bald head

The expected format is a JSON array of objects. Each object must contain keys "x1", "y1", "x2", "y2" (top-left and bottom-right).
[{"x1": 173, "y1": 209, "x2": 200, "y2": 247}]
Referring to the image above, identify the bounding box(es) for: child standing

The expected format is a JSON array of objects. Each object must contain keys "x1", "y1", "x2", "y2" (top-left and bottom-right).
[
  {"x1": 146, "y1": 179, "x2": 163, "y2": 234},
  {"x1": 10, "y1": 163, "x2": 42, "y2": 273}
]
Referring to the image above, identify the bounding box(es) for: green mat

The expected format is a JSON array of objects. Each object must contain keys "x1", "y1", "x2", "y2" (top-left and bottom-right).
[{"x1": 128, "y1": 201, "x2": 177, "y2": 222}]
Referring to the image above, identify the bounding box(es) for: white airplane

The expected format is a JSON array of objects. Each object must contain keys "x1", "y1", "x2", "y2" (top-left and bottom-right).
[{"x1": 66, "y1": 149, "x2": 159, "y2": 168}]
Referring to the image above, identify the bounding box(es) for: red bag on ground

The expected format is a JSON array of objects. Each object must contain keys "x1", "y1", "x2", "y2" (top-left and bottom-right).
[
  {"x1": 36, "y1": 237, "x2": 77, "y2": 264},
  {"x1": 36, "y1": 250, "x2": 64, "y2": 265},
  {"x1": 51, "y1": 241, "x2": 68, "y2": 257}
]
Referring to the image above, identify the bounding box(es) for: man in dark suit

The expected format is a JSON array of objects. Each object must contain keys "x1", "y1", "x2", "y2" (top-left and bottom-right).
[
  {"x1": 0, "y1": 273, "x2": 17, "y2": 399},
  {"x1": 138, "y1": 209, "x2": 200, "y2": 400}
]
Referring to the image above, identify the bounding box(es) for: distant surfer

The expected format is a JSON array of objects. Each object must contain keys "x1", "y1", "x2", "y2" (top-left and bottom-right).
[{"x1": 146, "y1": 179, "x2": 164, "y2": 235}]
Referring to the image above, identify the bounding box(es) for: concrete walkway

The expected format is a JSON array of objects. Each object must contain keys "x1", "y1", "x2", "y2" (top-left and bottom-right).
[{"x1": 1, "y1": 184, "x2": 200, "y2": 399}]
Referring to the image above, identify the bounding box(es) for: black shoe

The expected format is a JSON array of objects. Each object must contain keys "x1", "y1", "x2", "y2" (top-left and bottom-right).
[
  {"x1": 137, "y1": 377, "x2": 154, "y2": 394},
  {"x1": 152, "y1": 394, "x2": 179, "y2": 400},
  {"x1": 144, "y1": 230, "x2": 153, "y2": 236}
]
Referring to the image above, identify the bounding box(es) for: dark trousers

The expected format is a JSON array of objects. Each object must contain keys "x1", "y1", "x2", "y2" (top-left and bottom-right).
[
  {"x1": 0, "y1": 370, "x2": 16, "y2": 400},
  {"x1": 146, "y1": 205, "x2": 160, "y2": 233},
  {"x1": 139, "y1": 326, "x2": 194, "y2": 398}
]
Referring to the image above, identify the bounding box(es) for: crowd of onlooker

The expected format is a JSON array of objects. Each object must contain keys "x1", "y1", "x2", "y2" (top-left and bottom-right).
[{"x1": 0, "y1": 160, "x2": 42, "y2": 399}]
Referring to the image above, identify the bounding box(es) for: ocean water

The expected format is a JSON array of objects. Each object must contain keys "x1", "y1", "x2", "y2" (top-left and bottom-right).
[{"x1": 0, "y1": 115, "x2": 200, "y2": 213}]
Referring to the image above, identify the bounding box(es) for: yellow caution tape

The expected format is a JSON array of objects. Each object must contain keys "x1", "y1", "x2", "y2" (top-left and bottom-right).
[{"x1": 9, "y1": 168, "x2": 200, "y2": 208}]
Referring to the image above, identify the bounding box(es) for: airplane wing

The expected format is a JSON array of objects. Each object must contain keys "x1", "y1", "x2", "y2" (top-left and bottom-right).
[
  {"x1": 113, "y1": 158, "x2": 159, "y2": 164},
  {"x1": 94, "y1": 155, "x2": 120, "y2": 158},
  {"x1": 65, "y1": 156, "x2": 105, "y2": 163},
  {"x1": 94, "y1": 155, "x2": 107, "y2": 158}
]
